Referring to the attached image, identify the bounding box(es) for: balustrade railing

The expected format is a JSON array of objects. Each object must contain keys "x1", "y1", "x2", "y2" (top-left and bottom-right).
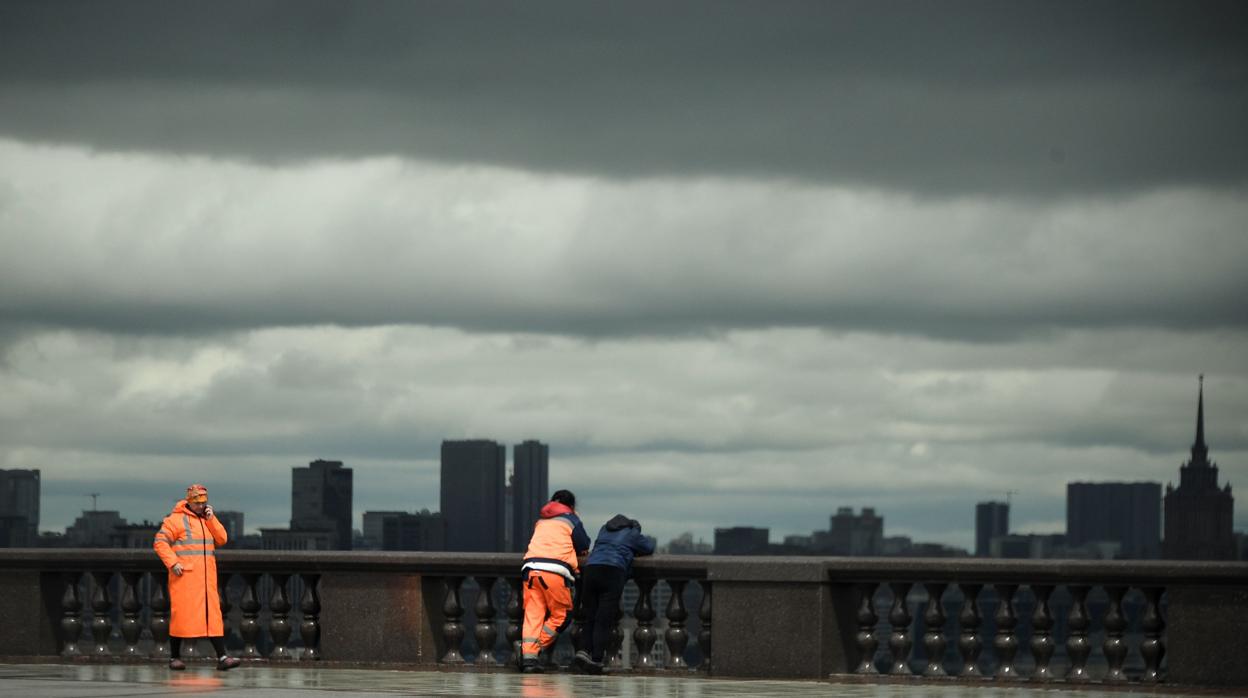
[
  {"x1": 423, "y1": 559, "x2": 711, "y2": 671},
  {"x1": 43, "y1": 568, "x2": 323, "y2": 661},
  {"x1": 828, "y1": 557, "x2": 1246, "y2": 685},
  {"x1": 0, "y1": 550, "x2": 1244, "y2": 689}
]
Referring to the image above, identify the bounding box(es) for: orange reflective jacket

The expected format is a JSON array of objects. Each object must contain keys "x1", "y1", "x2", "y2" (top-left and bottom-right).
[
  {"x1": 153, "y1": 500, "x2": 228, "y2": 638},
  {"x1": 521, "y1": 501, "x2": 590, "y2": 583}
]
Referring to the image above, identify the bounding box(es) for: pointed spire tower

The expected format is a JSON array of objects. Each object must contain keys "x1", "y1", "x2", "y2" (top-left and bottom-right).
[
  {"x1": 1164, "y1": 375, "x2": 1235, "y2": 560},
  {"x1": 1190, "y1": 374, "x2": 1209, "y2": 466}
]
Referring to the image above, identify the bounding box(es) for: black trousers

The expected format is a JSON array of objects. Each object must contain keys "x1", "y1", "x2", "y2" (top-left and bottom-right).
[
  {"x1": 170, "y1": 636, "x2": 225, "y2": 658},
  {"x1": 576, "y1": 564, "x2": 627, "y2": 663}
]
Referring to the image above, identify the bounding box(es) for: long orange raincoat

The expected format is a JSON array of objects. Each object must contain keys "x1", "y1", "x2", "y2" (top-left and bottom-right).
[{"x1": 153, "y1": 500, "x2": 229, "y2": 638}]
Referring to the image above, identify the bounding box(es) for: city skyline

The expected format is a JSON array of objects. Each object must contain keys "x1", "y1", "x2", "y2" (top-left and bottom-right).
[
  {"x1": 0, "y1": 2, "x2": 1245, "y2": 553},
  {"x1": 9, "y1": 383, "x2": 1240, "y2": 554}
]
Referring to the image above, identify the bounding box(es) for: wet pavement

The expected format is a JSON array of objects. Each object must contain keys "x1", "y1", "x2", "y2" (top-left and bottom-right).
[{"x1": 0, "y1": 663, "x2": 1226, "y2": 697}]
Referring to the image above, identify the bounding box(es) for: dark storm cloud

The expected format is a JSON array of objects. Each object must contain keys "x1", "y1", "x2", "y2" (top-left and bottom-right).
[{"x1": 1, "y1": 0, "x2": 1246, "y2": 195}]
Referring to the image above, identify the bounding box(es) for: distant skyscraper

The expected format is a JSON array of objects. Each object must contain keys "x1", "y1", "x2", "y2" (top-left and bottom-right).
[
  {"x1": 1067, "y1": 482, "x2": 1161, "y2": 559},
  {"x1": 1164, "y1": 377, "x2": 1235, "y2": 560},
  {"x1": 362, "y1": 510, "x2": 445, "y2": 551},
  {"x1": 714, "y1": 526, "x2": 770, "y2": 555},
  {"x1": 511, "y1": 440, "x2": 549, "y2": 552},
  {"x1": 291, "y1": 459, "x2": 354, "y2": 550},
  {"x1": 824, "y1": 507, "x2": 883, "y2": 556},
  {"x1": 0, "y1": 469, "x2": 40, "y2": 547},
  {"x1": 215, "y1": 510, "x2": 245, "y2": 544},
  {"x1": 441, "y1": 440, "x2": 506, "y2": 552},
  {"x1": 65, "y1": 510, "x2": 127, "y2": 547},
  {"x1": 975, "y1": 501, "x2": 1010, "y2": 557}
]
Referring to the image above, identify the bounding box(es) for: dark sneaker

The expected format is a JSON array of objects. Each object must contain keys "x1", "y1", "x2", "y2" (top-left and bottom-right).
[
  {"x1": 216, "y1": 656, "x2": 241, "y2": 671},
  {"x1": 585, "y1": 658, "x2": 604, "y2": 675},
  {"x1": 573, "y1": 650, "x2": 592, "y2": 672},
  {"x1": 168, "y1": 658, "x2": 186, "y2": 670}
]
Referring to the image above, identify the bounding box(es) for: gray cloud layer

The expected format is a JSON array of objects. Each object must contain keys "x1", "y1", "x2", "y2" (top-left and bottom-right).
[
  {"x1": 7, "y1": 325, "x2": 1245, "y2": 545},
  {"x1": 2, "y1": 1, "x2": 1246, "y2": 195},
  {"x1": 2, "y1": 143, "x2": 1245, "y2": 342}
]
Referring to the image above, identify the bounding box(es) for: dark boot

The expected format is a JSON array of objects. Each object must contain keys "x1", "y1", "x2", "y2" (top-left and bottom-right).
[{"x1": 522, "y1": 659, "x2": 545, "y2": 674}]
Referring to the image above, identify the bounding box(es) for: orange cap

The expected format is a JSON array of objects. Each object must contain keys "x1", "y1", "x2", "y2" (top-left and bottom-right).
[{"x1": 186, "y1": 484, "x2": 208, "y2": 504}]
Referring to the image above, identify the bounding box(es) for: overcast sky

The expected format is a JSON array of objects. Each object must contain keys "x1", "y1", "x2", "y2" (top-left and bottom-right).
[{"x1": 1, "y1": 1, "x2": 1245, "y2": 551}]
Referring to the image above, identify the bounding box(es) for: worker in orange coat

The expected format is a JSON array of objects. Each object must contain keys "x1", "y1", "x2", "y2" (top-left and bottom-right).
[
  {"x1": 515, "y1": 489, "x2": 590, "y2": 673},
  {"x1": 153, "y1": 483, "x2": 241, "y2": 671}
]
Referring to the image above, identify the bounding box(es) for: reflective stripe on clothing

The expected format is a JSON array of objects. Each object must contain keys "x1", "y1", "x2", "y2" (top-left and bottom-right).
[
  {"x1": 520, "y1": 570, "x2": 572, "y2": 658},
  {"x1": 521, "y1": 560, "x2": 575, "y2": 583},
  {"x1": 153, "y1": 498, "x2": 229, "y2": 638},
  {"x1": 522, "y1": 510, "x2": 586, "y2": 577}
]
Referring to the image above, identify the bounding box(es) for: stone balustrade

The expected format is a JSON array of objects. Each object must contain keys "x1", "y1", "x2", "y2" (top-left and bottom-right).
[{"x1": 0, "y1": 550, "x2": 1244, "y2": 688}]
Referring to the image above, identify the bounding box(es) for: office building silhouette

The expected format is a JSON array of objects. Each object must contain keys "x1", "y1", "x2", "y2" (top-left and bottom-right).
[
  {"x1": 975, "y1": 501, "x2": 1009, "y2": 557},
  {"x1": 441, "y1": 440, "x2": 506, "y2": 552},
  {"x1": 291, "y1": 459, "x2": 354, "y2": 550},
  {"x1": 1066, "y1": 482, "x2": 1161, "y2": 559},
  {"x1": 510, "y1": 440, "x2": 549, "y2": 552}
]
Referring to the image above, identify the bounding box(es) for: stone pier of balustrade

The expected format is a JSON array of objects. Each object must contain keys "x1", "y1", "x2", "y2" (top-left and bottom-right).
[{"x1": 731, "y1": 557, "x2": 1246, "y2": 687}]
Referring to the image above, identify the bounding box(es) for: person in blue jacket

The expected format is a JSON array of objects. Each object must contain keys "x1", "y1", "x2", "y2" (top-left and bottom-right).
[{"x1": 573, "y1": 514, "x2": 656, "y2": 674}]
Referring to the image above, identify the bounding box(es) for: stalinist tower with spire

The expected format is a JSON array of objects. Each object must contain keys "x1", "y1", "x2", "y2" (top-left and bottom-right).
[{"x1": 1163, "y1": 376, "x2": 1235, "y2": 560}]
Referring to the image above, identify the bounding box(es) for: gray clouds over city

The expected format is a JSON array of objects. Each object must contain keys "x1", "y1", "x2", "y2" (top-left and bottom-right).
[{"x1": 1, "y1": 1, "x2": 1245, "y2": 548}]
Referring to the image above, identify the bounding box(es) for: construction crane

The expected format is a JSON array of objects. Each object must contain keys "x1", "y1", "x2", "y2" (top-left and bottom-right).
[
  {"x1": 1002, "y1": 490, "x2": 1019, "y2": 506},
  {"x1": 86, "y1": 492, "x2": 100, "y2": 511}
]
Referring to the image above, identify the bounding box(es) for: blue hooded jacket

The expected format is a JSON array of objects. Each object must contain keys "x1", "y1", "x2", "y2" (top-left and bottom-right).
[{"x1": 585, "y1": 514, "x2": 656, "y2": 570}]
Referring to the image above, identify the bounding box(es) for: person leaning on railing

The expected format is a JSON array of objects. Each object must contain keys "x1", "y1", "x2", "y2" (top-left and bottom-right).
[
  {"x1": 152, "y1": 483, "x2": 241, "y2": 671},
  {"x1": 573, "y1": 514, "x2": 656, "y2": 674},
  {"x1": 515, "y1": 489, "x2": 591, "y2": 673}
]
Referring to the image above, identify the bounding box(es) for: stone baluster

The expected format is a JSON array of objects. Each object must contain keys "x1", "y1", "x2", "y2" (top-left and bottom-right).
[
  {"x1": 1140, "y1": 586, "x2": 1165, "y2": 683},
  {"x1": 269, "y1": 573, "x2": 293, "y2": 660},
  {"x1": 59, "y1": 572, "x2": 83, "y2": 657},
  {"x1": 887, "y1": 582, "x2": 914, "y2": 675},
  {"x1": 90, "y1": 570, "x2": 114, "y2": 656},
  {"x1": 633, "y1": 578, "x2": 658, "y2": 669},
  {"x1": 1101, "y1": 585, "x2": 1129, "y2": 683},
  {"x1": 568, "y1": 580, "x2": 585, "y2": 662},
  {"x1": 992, "y1": 584, "x2": 1020, "y2": 679},
  {"x1": 1064, "y1": 585, "x2": 1092, "y2": 682},
  {"x1": 697, "y1": 582, "x2": 711, "y2": 671},
  {"x1": 665, "y1": 579, "x2": 690, "y2": 669},
  {"x1": 149, "y1": 574, "x2": 170, "y2": 658},
  {"x1": 854, "y1": 582, "x2": 879, "y2": 674},
  {"x1": 300, "y1": 573, "x2": 321, "y2": 660},
  {"x1": 956, "y1": 583, "x2": 983, "y2": 678},
  {"x1": 504, "y1": 578, "x2": 522, "y2": 666},
  {"x1": 239, "y1": 573, "x2": 262, "y2": 659},
  {"x1": 922, "y1": 582, "x2": 947, "y2": 677},
  {"x1": 218, "y1": 573, "x2": 233, "y2": 656},
  {"x1": 473, "y1": 577, "x2": 499, "y2": 666},
  {"x1": 440, "y1": 576, "x2": 466, "y2": 663},
  {"x1": 606, "y1": 602, "x2": 625, "y2": 669},
  {"x1": 1029, "y1": 584, "x2": 1056, "y2": 681},
  {"x1": 119, "y1": 572, "x2": 142, "y2": 656}
]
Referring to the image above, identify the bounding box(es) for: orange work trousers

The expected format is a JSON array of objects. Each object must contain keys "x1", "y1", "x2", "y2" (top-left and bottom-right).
[{"x1": 521, "y1": 570, "x2": 573, "y2": 660}]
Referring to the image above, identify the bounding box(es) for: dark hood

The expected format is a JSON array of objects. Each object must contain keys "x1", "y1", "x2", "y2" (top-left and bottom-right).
[{"x1": 604, "y1": 514, "x2": 639, "y2": 532}]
